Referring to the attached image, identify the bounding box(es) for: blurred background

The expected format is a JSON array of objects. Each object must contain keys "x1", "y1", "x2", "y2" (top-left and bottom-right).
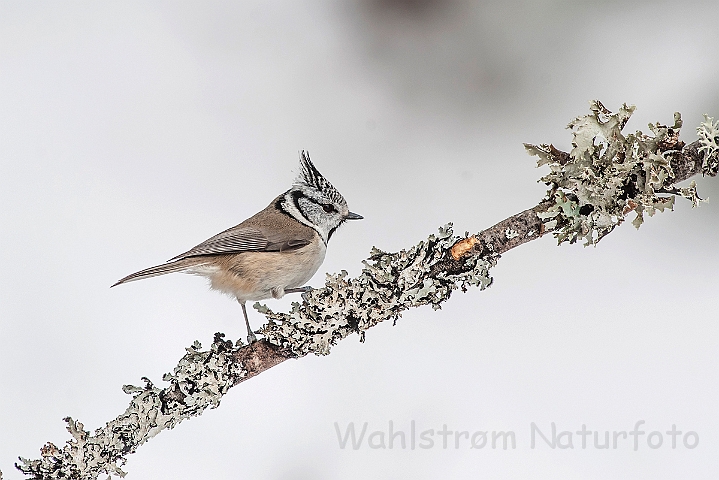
[{"x1": 1, "y1": 1, "x2": 718, "y2": 479}]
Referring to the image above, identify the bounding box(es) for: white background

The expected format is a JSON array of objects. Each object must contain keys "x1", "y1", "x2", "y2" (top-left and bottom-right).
[{"x1": 1, "y1": 1, "x2": 718, "y2": 479}]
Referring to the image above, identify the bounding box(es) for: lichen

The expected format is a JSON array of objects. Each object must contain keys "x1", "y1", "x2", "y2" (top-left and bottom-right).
[
  {"x1": 16, "y1": 334, "x2": 245, "y2": 480},
  {"x1": 258, "y1": 224, "x2": 495, "y2": 356},
  {"x1": 697, "y1": 114, "x2": 719, "y2": 176},
  {"x1": 525, "y1": 100, "x2": 703, "y2": 246}
]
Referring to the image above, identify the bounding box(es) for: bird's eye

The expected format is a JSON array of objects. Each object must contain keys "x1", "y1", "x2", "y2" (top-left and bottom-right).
[{"x1": 322, "y1": 204, "x2": 335, "y2": 213}]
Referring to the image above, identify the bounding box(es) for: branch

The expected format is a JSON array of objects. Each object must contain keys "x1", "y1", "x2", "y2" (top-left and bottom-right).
[{"x1": 16, "y1": 104, "x2": 718, "y2": 479}]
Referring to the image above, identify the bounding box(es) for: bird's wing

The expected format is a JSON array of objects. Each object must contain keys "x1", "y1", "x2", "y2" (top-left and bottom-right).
[
  {"x1": 168, "y1": 225, "x2": 311, "y2": 261},
  {"x1": 168, "y1": 226, "x2": 268, "y2": 260}
]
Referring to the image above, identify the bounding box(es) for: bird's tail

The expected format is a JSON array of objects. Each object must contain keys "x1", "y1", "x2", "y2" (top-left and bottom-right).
[{"x1": 111, "y1": 258, "x2": 208, "y2": 287}]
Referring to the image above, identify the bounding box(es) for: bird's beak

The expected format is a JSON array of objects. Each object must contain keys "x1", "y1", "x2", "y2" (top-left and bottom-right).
[{"x1": 346, "y1": 211, "x2": 363, "y2": 220}]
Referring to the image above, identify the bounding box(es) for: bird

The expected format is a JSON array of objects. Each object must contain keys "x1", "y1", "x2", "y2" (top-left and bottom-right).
[{"x1": 112, "y1": 151, "x2": 363, "y2": 343}]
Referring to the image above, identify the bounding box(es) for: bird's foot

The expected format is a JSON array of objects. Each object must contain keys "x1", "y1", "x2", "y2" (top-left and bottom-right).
[{"x1": 246, "y1": 331, "x2": 258, "y2": 344}]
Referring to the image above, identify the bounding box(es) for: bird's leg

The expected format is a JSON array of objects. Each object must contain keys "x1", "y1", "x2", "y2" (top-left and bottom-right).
[{"x1": 238, "y1": 300, "x2": 257, "y2": 344}]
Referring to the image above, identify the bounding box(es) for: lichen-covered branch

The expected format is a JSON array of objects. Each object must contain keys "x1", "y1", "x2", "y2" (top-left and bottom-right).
[
  {"x1": 525, "y1": 101, "x2": 713, "y2": 245},
  {"x1": 16, "y1": 102, "x2": 717, "y2": 480}
]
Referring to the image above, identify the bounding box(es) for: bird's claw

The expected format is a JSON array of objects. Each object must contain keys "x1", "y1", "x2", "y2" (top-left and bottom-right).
[{"x1": 300, "y1": 286, "x2": 314, "y2": 302}]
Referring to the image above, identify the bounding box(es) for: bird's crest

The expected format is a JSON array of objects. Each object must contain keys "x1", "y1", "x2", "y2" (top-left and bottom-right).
[{"x1": 295, "y1": 151, "x2": 345, "y2": 205}]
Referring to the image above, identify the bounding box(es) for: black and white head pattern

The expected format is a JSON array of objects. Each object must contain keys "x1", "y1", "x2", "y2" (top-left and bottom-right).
[{"x1": 280, "y1": 151, "x2": 352, "y2": 244}]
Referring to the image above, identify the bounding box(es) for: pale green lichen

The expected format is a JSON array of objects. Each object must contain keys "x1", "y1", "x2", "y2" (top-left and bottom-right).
[
  {"x1": 526, "y1": 100, "x2": 702, "y2": 246},
  {"x1": 697, "y1": 114, "x2": 719, "y2": 175},
  {"x1": 16, "y1": 334, "x2": 245, "y2": 480},
  {"x1": 258, "y1": 224, "x2": 495, "y2": 356}
]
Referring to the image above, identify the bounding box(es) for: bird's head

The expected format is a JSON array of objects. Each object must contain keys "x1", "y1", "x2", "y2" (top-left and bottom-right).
[{"x1": 281, "y1": 151, "x2": 362, "y2": 243}]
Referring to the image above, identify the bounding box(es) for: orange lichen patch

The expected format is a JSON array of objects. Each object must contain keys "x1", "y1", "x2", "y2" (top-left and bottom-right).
[
  {"x1": 450, "y1": 236, "x2": 478, "y2": 260},
  {"x1": 622, "y1": 199, "x2": 638, "y2": 215}
]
